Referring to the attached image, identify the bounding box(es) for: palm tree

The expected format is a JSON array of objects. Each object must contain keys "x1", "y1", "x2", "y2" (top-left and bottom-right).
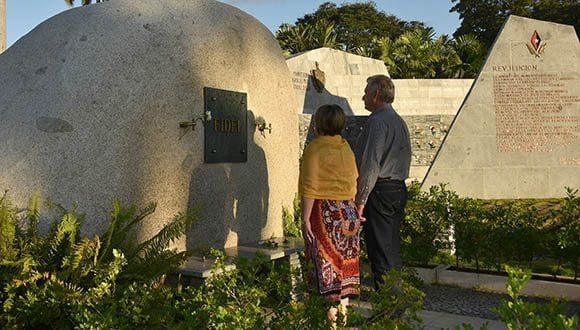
[
  {"x1": 353, "y1": 45, "x2": 374, "y2": 58},
  {"x1": 276, "y1": 19, "x2": 340, "y2": 55},
  {"x1": 276, "y1": 23, "x2": 312, "y2": 56},
  {"x1": 309, "y1": 19, "x2": 340, "y2": 50},
  {"x1": 433, "y1": 34, "x2": 462, "y2": 78},
  {"x1": 447, "y1": 34, "x2": 486, "y2": 78},
  {"x1": 375, "y1": 36, "x2": 398, "y2": 76},
  {"x1": 370, "y1": 26, "x2": 487, "y2": 79},
  {"x1": 390, "y1": 27, "x2": 443, "y2": 78}
]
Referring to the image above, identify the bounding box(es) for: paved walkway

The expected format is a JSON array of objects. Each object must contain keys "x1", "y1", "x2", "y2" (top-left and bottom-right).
[
  {"x1": 351, "y1": 301, "x2": 506, "y2": 329},
  {"x1": 350, "y1": 282, "x2": 580, "y2": 329},
  {"x1": 419, "y1": 310, "x2": 506, "y2": 330},
  {"x1": 422, "y1": 283, "x2": 580, "y2": 325}
]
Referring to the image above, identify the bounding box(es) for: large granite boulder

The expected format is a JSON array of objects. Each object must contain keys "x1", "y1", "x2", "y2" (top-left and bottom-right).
[{"x1": 0, "y1": 0, "x2": 299, "y2": 249}]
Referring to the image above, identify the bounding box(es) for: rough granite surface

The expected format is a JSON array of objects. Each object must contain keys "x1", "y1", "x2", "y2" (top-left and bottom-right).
[{"x1": 0, "y1": 0, "x2": 299, "y2": 249}]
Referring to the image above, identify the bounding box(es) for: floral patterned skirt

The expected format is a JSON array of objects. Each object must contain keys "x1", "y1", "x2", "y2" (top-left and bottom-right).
[{"x1": 304, "y1": 199, "x2": 361, "y2": 302}]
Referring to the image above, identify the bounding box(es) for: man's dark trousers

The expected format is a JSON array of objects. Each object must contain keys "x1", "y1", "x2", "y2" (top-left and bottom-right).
[{"x1": 363, "y1": 179, "x2": 408, "y2": 290}]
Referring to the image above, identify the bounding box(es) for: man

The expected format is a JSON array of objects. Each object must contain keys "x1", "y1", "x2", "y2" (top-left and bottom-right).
[{"x1": 354, "y1": 74, "x2": 412, "y2": 289}]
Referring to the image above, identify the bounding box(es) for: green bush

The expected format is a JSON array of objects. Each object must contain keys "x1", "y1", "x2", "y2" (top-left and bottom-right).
[
  {"x1": 183, "y1": 252, "x2": 426, "y2": 329},
  {"x1": 406, "y1": 185, "x2": 579, "y2": 276},
  {"x1": 494, "y1": 266, "x2": 578, "y2": 329},
  {"x1": 283, "y1": 193, "x2": 302, "y2": 239},
  {"x1": 3, "y1": 185, "x2": 577, "y2": 328},
  {"x1": 545, "y1": 188, "x2": 580, "y2": 279},
  {"x1": 452, "y1": 197, "x2": 487, "y2": 270},
  {"x1": 0, "y1": 193, "x2": 197, "y2": 328},
  {"x1": 0, "y1": 193, "x2": 428, "y2": 328},
  {"x1": 402, "y1": 184, "x2": 457, "y2": 266},
  {"x1": 474, "y1": 201, "x2": 545, "y2": 272},
  {"x1": 176, "y1": 250, "x2": 342, "y2": 329},
  {"x1": 362, "y1": 269, "x2": 425, "y2": 329}
]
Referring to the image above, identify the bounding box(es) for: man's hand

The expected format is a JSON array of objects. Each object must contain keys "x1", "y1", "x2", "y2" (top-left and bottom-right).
[{"x1": 356, "y1": 204, "x2": 366, "y2": 222}]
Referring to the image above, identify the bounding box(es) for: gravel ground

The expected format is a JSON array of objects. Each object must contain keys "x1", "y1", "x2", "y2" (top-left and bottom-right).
[{"x1": 422, "y1": 284, "x2": 580, "y2": 320}]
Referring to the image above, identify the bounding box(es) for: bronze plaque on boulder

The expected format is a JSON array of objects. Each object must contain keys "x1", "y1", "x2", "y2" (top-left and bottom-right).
[{"x1": 204, "y1": 87, "x2": 247, "y2": 163}]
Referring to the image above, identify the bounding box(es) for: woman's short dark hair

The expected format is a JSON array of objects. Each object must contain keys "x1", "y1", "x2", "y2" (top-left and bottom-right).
[{"x1": 314, "y1": 104, "x2": 346, "y2": 136}]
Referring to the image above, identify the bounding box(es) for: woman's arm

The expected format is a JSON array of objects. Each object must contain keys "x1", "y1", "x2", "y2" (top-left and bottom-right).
[{"x1": 301, "y1": 196, "x2": 315, "y2": 242}]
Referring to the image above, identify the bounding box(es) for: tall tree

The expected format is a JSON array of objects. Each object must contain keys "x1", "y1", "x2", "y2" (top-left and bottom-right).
[
  {"x1": 282, "y1": 1, "x2": 426, "y2": 57},
  {"x1": 532, "y1": 0, "x2": 580, "y2": 31},
  {"x1": 384, "y1": 28, "x2": 445, "y2": 78},
  {"x1": 277, "y1": 2, "x2": 487, "y2": 79},
  {"x1": 451, "y1": 0, "x2": 580, "y2": 48},
  {"x1": 446, "y1": 34, "x2": 486, "y2": 78}
]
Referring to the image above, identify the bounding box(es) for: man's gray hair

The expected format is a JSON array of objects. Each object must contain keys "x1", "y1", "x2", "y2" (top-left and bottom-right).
[{"x1": 366, "y1": 74, "x2": 395, "y2": 103}]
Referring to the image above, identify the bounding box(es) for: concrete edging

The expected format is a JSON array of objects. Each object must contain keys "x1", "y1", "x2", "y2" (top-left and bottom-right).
[{"x1": 412, "y1": 265, "x2": 580, "y2": 301}]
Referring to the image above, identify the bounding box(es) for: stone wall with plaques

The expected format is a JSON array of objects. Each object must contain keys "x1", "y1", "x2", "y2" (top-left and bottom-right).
[
  {"x1": 299, "y1": 114, "x2": 455, "y2": 183},
  {"x1": 287, "y1": 47, "x2": 389, "y2": 116},
  {"x1": 290, "y1": 49, "x2": 473, "y2": 183},
  {"x1": 0, "y1": 0, "x2": 299, "y2": 249},
  {"x1": 286, "y1": 48, "x2": 473, "y2": 117},
  {"x1": 422, "y1": 16, "x2": 580, "y2": 198}
]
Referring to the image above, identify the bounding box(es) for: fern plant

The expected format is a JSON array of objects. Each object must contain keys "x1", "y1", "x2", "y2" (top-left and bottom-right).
[
  {"x1": 95, "y1": 201, "x2": 199, "y2": 282},
  {"x1": 0, "y1": 193, "x2": 198, "y2": 328},
  {"x1": 0, "y1": 191, "x2": 17, "y2": 261}
]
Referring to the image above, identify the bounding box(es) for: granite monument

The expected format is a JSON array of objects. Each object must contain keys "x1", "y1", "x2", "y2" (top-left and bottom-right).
[
  {"x1": 422, "y1": 16, "x2": 579, "y2": 198},
  {"x1": 0, "y1": 0, "x2": 299, "y2": 249}
]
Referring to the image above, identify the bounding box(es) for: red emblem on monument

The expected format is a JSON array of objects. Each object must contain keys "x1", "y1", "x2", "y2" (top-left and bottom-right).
[
  {"x1": 527, "y1": 30, "x2": 546, "y2": 57},
  {"x1": 530, "y1": 30, "x2": 541, "y2": 51}
]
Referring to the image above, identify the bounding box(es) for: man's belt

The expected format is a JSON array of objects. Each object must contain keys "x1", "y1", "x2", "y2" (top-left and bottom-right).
[{"x1": 376, "y1": 177, "x2": 403, "y2": 183}]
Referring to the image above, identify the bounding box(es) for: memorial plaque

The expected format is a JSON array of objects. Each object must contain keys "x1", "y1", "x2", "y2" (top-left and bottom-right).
[{"x1": 204, "y1": 87, "x2": 248, "y2": 163}]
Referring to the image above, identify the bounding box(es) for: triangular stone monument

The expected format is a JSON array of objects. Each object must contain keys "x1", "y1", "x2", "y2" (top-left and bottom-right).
[{"x1": 422, "y1": 16, "x2": 579, "y2": 198}]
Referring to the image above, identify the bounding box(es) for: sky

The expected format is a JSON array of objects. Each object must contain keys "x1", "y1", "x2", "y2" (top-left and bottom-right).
[{"x1": 6, "y1": 0, "x2": 460, "y2": 48}]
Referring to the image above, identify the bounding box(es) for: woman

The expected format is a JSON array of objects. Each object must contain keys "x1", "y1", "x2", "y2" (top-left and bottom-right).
[{"x1": 299, "y1": 104, "x2": 362, "y2": 326}]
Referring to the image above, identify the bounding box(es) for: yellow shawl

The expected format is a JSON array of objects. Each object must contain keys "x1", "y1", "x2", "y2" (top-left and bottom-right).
[{"x1": 299, "y1": 135, "x2": 358, "y2": 200}]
